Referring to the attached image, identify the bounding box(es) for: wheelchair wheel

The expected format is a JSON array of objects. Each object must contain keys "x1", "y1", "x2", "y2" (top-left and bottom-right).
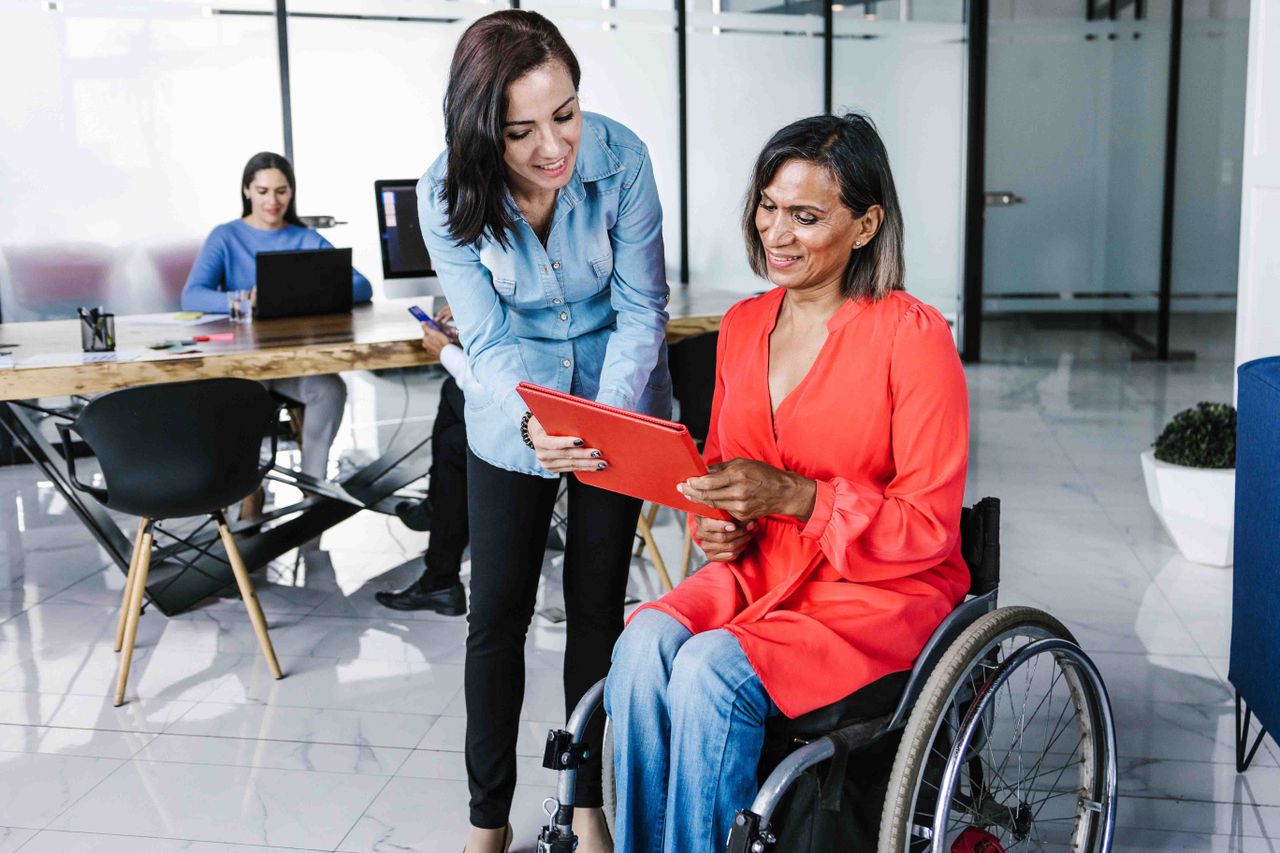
[{"x1": 880, "y1": 606, "x2": 1117, "y2": 852}]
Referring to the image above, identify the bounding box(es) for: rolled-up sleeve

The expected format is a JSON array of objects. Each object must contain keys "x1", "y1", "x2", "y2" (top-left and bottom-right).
[
  {"x1": 594, "y1": 147, "x2": 670, "y2": 412},
  {"x1": 416, "y1": 175, "x2": 529, "y2": 429}
]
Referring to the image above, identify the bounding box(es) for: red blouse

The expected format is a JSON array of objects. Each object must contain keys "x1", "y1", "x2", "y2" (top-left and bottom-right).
[{"x1": 636, "y1": 287, "x2": 970, "y2": 718}]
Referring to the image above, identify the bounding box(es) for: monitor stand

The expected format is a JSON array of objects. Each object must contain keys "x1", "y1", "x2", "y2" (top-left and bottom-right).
[{"x1": 382, "y1": 276, "x2": 444, "y2": 299}]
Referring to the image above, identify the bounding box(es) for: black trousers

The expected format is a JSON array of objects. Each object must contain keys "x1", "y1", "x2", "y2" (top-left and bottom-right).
[
  {"x1": 419, "y1": 376, "x2": 468, "y2": 589},
  {"x1": 465, "y1": 449, "x2": 640, "y2": 828}
]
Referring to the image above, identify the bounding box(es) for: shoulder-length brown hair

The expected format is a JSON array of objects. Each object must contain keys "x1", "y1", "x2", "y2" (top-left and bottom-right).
[
  {"x1": 441, "y1": 10, "x2": 580, "y2": 248},
  {"x1": 741, "y1": 113, "x2": 905, "y2": 300}
]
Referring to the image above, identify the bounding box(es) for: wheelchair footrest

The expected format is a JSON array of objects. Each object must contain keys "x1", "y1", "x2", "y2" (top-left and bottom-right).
[
  {"x1": 542, "y1": 728, "x2": 592, "y2": 771},
  {"x1": 536, "y1": 824, "x2": 577, "y2": 853},
  {"x1": 726, "y1": 809, "x2": 774, "y2": 853}
]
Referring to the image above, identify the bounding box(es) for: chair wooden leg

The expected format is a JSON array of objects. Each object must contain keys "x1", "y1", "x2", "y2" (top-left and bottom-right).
[
  {"x1": 114, "y1": 520, "x2": 154, "y2": 707},
  {"x1": 633, "y1": 502, "x2": 661, "y2": 557},
  {"x1": 636, "y1": 513, "x2": 673, "y2": 594},
  {"x1": 114, "y1": 518, "x2": 147, "y2": 653},
  {"x1": 678, "y1": 517, "x2": 695, "y2": 585},
  {"x1": 215, "y1": 513, "x2": 283, "y2": 680}
]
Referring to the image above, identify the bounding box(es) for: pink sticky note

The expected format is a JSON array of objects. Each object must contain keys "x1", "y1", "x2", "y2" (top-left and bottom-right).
[{"x1": 205, "y1": 333, "x2": 235, "y2": 342}]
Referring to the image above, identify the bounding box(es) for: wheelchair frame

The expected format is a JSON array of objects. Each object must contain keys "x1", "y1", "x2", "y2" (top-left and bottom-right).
[{"x1": 537, "y1": 498, "x2": 1118, "y2": 853}]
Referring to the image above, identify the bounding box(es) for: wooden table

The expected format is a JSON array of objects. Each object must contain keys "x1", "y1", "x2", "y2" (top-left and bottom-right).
[
  {"x1": 0, "y1": 295, "x2": 734, "y2": 401},
  {"x1": 0, "y1": 290, "x2": 741, "y2": 614}
]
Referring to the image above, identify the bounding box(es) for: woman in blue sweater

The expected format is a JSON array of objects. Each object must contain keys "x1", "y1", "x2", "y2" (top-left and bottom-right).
[{"x1": 183, "y1": 152, "x2": 371, "y2": 482}]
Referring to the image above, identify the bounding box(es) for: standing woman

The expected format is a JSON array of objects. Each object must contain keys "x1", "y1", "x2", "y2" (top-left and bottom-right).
[{"x1": 417, "y1": 11, "x2": 671, "y2": 853}]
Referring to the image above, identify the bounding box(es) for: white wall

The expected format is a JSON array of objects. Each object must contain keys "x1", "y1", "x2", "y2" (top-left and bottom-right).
[{"x1": 1234, "y1": 0, "x2": 1280, "y2": 367}]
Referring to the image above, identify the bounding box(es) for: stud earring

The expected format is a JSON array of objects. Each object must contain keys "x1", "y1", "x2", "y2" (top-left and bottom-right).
[{"x1": 854, "y1": 240, "x2": 862, "y2": 247}]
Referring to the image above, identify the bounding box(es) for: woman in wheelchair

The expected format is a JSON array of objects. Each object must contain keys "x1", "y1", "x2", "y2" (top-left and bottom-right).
[{"x1": 603, "y1": 112, "x2": 970, "y2": 853}]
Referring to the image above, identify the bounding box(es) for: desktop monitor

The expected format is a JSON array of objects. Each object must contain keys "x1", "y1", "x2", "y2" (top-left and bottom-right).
[{"x1": 374, "y1": 179, "x2": 442, "y2": 296}]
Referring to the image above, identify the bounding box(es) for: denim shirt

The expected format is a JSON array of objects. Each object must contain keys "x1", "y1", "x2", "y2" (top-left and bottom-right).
[{"x1": 417, "y1": 113, "x2": 672, "y2": 477}]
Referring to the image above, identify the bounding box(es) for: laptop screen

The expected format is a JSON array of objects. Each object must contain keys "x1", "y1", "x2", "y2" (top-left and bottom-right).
[{"x1": 374, "y1": 180, "x2": 435, "y2": 280}]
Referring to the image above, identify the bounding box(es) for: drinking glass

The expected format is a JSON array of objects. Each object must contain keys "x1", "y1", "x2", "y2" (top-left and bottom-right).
[{"x1": 228, "y1": 290, "x2": 253, "y2": 323}]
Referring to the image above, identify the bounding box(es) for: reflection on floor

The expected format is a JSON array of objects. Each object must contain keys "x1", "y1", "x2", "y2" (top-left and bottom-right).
[{"x1": 0, "y1": 335, "x2": 1274, "y2": 852}]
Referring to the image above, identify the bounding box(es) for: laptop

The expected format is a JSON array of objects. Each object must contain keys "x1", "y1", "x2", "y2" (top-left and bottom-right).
[{"x1": 254, "y1": 248, "x2": 354, "y2": 319}]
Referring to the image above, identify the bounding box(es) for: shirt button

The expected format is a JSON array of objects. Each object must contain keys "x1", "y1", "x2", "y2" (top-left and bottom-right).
[
  {"x1": 562, "y1": 359, "x2": 572, "y2": 368},
  {"x1": 552, "y1": 261, "x2": 561, "y2": 270},
  {"x1": 553, "y1": 298, "x2": 562, "y2": 305},
  {"x1": 559, "y1": 311, "x2": 569, "y2": 321}
]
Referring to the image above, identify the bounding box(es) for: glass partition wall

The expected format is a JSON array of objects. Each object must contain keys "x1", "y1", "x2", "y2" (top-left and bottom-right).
[
  {"x1": 0, "y1": 0, "x2": 283, "y2": 321},
  {"x1": 1, "y1": 1, "x2": 1248, "y2": 360},
  {"x1": 0, "y1": 0, "x2": 971, "y2": 323},
  {"x1": 977, "y1": 0, "x2": 1247, "y2": 363}
]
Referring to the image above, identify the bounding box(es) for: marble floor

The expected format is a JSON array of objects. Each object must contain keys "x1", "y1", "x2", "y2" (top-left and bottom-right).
[{"x1": 0, "y1": 317, "x2": 1274, "y2": 852}]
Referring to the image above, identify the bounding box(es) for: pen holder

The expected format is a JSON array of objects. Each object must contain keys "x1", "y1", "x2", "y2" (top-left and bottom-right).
[{"x1": 79, "y1": 310, "x2": 116, "y2": 352}]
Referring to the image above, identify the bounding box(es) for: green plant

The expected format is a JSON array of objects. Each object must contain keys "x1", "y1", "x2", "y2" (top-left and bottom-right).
[{"x1": 1153, "y1": 402, "x2": 1236, "y2": 469}]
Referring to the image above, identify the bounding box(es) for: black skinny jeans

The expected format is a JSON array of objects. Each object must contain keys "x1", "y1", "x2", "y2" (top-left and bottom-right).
[{"x1": 465, "y1": 449, "x2": 640, "y2": 829}]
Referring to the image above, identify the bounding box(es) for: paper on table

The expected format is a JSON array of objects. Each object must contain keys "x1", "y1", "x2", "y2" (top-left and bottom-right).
[
  {"x1": 121, "y1": 312, "x2": 224, "y2": 326},
  {"x1": 17, "y1": 349, "x2": 150, "y2": 367},
  {"x1": 0, "y1": 356, "x2": 14, "y2": 370}
]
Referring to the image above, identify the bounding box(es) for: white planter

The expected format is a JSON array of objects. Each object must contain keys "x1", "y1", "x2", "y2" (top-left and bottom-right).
[{"x1": 1140, "y1": 450, "x2": 1235, "y2": 567}]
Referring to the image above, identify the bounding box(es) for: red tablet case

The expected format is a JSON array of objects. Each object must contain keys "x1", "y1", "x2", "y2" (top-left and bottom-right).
[{"x1": 516, "y1": 382, "x2": 731, "y2": 520}]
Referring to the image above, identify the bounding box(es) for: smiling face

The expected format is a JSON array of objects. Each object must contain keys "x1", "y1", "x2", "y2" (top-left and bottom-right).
[
  {"x1": 501, "y1": 60, "x2": 582, "y2": 199},
  {"x1": 752, "y1": 158, "x2": 865, "y2": 292},
  {"x1": 242, "y1": 168, "x2": 292, "y2": 231},
  {"x1": 753, "y1": 158, "x2": 875, "y2": 295}
]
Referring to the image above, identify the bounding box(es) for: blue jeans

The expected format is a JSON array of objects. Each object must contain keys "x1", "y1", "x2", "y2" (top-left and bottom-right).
[{"x1": 604, "y1": 610, "x2": 776, "y2": 853}]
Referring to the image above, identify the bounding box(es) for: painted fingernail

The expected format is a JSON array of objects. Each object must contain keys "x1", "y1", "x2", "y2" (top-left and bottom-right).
[
  {"x1": 573, "y1": 439, "x2": 584, "y2": 447},
  {"x1": 591, "y1": 450, "x2": 601, "y2": 458},
  {"x1": 676, "y1": 484, "x2": 685, "y2": 494},
  {"x1": 724, "y1": 523, "x2": 736, "y2": 532},
  {"x1": 597, "y1": 462, "x2": 607, "y2": 470}
]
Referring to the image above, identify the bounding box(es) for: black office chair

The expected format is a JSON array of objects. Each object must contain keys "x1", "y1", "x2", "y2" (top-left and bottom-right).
[{"x1": 57, "y1": 378, "x2": 285, "y2": 706}]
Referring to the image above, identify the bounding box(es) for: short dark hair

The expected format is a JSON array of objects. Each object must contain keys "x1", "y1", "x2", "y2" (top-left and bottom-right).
[
  {"x1": 742, "y1": 113, "x2": 905, "y2": 300},
  {"x1": 240, "y1": 151, "x2": 303, "y2": 227},
  {"x1": 441, "y1": 10, "x2": 581, "y2": 248}
]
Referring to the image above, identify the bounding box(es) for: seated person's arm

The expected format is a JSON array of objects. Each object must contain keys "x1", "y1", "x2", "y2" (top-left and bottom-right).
[
  {"x1": 350, "y1": 266, "x2": 373, "y2": 303},
  {"x1": 181, "y1": 229, "x2": 231, "y2": 313}
]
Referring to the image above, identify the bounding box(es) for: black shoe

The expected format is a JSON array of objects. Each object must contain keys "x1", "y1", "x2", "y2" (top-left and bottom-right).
[
  {"x1": 395, "y1": 499, "x2": 433, "y2": 532},
  {"x1": 375, "y1": 581, "x2": 465, "y2": 616}
]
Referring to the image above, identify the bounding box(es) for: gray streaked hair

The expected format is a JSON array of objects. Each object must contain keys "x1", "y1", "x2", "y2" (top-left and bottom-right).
[{"x1": 742, "y1": 112, "x2": 906, "y2": 300}]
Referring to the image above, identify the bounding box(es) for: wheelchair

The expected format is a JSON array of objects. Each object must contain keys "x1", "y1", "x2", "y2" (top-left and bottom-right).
[{"x1": 536, "y1": 498, "x2": 1118, "y2": 852}]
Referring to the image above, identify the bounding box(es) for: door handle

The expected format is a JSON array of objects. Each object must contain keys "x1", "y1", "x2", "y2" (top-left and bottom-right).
[{"x1": 984, "y1": 191, "x2": 1025, "y2": 207}]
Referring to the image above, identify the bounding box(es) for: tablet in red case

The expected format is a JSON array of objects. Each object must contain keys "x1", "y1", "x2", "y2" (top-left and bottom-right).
[{"x1": 516, "y1": 382, "x2": 730, "y2": 520}]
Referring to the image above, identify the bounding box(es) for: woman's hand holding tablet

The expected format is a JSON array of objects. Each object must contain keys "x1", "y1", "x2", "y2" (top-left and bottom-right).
[{"x1": 516, "y1": 382, "x2": 731, "y2": 520}]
